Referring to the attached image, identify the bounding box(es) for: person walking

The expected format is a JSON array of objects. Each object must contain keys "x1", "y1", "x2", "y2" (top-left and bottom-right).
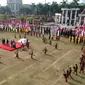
[
  {"x1": 55, "y1": 43, "x2": 58, "y2": 49},
  {"x1": 29, "y1": 50, "x2": 34, "y2": 59},
  {"x1": 43, "y1": 47, "x2": 48, "y2": 54},
  {"x1": 49, "y1": 39, "x2": 52, "y2": 45},
  {"x1": 15, "y1": 50, "x2": 19, "y2": 59},
  {"x1": 75, "y1": 64, "x2": 78, "y2": 75},
  {"x1": 63, "y1": 70, "x2": 68, "y2": 82}
]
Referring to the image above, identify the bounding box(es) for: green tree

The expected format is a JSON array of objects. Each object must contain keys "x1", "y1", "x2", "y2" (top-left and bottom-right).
[
  {"x1": 19, "y1": 7, "x2": 31, "y2": 15},
  {"x1": 43, "y1": 3, "x2": 50, "y2": 15},
  {"x1": 78, "y1": 3, "x2": 85, "y2": 13},
  {"x1": 4, "y1": 6, "x2": 11, "y2": 14},
  {"x1": 0, "y1": 6, "x2": 11, "y2": 14},
  {"x1": 50, "y1": 2, "x2": 59, "y2": 15},
  {"x1": 0, "y1": 7, "x2": 5, "y2": 14},
  {"x1": 70, "y1": 0, "x2": 80, "y2": 8},
  {"x1": 36, "y1": 3, "x2": 44, "y2": 15},
  {"x1": 30, "y1": 3, "x2": 36, "y2": 15},
  {"x1": 60, "y1": 0, "x2": 68, "y2": 8}
]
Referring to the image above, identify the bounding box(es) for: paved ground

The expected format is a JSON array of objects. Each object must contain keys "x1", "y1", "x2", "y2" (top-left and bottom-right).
[{"x1": 0, "y1": 32, "x2": 84, "y2": 85}]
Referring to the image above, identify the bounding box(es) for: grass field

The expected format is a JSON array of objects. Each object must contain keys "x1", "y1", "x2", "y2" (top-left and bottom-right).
[{"x1": 0, "y1": 32, "x2": 84, "y2": 85}]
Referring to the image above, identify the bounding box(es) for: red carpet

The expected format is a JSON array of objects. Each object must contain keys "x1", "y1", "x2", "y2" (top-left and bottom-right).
[{"x1": 0, "y1": 42, "x2": 26, "y2": 51}]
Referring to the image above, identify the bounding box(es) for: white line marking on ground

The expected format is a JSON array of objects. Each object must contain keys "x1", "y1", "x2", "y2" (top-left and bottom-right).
[
  {"x1": 0, "y1": 49, "x2": 60, "y2": 85},
  {"x1": 0, "y1": 48, "x2": 74, "y2": 85},
  {"x1": 0, "y1": 63, "x2": 35, "y2": 85},
  {"x1": 41, "y1": 49, "x2": 74, "y2": 73},
  {"x1": 0, "y1": 62, "x2": 21, "y2": 72},
  {"x1": 0, "y1": 49, "x2": 57, "y2": 72},
  {"x1": 0, "y1": 80, "x2": 6, "y2": 85},
  {"x1": 34, "y1": 49, "x2": 74, "y2": 78},
  {"x1": 52, "y1": 50, "x2": 80, "y2": 85},
  {"x1": 0, "y1": 51, "x2": 39, "y2": 72}
]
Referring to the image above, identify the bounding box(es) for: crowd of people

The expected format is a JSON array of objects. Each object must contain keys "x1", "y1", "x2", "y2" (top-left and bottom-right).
[
  {"x1": 61, "y1": 28, "x2": 85, "y2": 44},
  {"x1": 1, "y1": 20, "x2": 85, "y2": 84}
]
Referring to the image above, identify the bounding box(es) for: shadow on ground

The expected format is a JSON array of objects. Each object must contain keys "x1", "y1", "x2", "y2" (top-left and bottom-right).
[
  {"x1": 0, "y1": 61, "x2": 6, "y2": 66},
  {"x1": 77, "y1": 74, "x2": 85, "y2": 79},
  {"x1": 68, "y1": 81, "x2": 76, "y2": 85}
]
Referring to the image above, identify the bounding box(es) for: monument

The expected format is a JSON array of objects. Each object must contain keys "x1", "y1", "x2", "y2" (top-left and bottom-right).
[
  {"x1": 61, "y1": 8, "x2": 79, "y2": 27},
  {"x1": 79, "y1": 9, "x2": 85, "y2": 25}
]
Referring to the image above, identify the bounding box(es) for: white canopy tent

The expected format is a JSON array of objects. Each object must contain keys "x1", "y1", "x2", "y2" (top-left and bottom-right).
[{"x1": 17, "y1": 38, "x2": 30, "y2": 44}]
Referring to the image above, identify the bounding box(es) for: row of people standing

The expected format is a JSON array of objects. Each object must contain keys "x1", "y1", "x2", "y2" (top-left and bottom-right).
[
  {"x1": 61, "y1": 28, "x2": 85, "y2": 44},
  {"x1": 2, "y1": 38, "x2": 16, "y2": 48},
  {"x1": 2, "y1": 38, "x2": 9, "y2": 44},
  {"x1": 69, "y1": 36, "x2": 85, "y2": 44},
  {"x1": 61, "y1": 28, "x2": 73, "y2": 38}
]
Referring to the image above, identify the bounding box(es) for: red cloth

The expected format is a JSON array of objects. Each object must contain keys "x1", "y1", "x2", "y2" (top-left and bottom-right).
[
  {"x1": 80, "y1": 65, "x2": 84, "y2": 72},
  {"x1": 0, "y1": 42, "x2": 27, "y2": 51},
  {"x1": 56, "y1": 36, "x2": 60, "y2": 39}
]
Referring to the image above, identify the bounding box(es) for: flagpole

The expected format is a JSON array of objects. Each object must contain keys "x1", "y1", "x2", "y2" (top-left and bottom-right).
[{"x1": 45, "y1": 0, "x2": 46, "y2": 4}]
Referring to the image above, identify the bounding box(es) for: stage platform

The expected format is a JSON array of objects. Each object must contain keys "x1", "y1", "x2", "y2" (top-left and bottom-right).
[{"x1": 0, "y1": 42, "x2": 26, "y2": 51}]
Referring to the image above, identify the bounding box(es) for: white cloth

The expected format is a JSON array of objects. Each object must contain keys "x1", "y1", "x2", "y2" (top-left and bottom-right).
[{"x1": 17, "y1": 38, "x2": 30, "y2": 44}]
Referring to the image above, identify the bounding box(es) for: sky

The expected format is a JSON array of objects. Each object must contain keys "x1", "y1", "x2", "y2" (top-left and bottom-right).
[{"x1": 0, "y1": 0, "x2": 85, "y2": 6}]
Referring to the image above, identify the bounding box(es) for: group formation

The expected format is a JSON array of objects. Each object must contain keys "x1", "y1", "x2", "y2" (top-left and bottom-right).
[
  {"x1": 63, "y1": 64, "x2": 78, "y2": 82},
  {"x1": 80, "y1": 47, "x2": 85, "y2": 73},
  {"x1": 63, "y1": 46, "x2": 85, "y2": 82},
  {"x1": 42, "y1": 36, "x2": 58, "y2": 49}
]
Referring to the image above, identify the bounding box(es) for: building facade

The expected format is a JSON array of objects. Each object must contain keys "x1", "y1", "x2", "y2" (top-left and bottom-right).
[
  {"x1": 7, "y1": 0, "x2": 22, "y2": 14},
  {"x1": 79, "y1": 9, "x2": 85, "y2": 25},
  {"x1": 61, "y1": 8, "x2": 79, "y2": 26}
]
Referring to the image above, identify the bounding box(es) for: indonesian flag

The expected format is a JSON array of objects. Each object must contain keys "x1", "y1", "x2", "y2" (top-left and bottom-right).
[
  {"x1": 11, "y1": 20, "x2": 15, "y2": 25},
  {"x1": 81, "y1": 30, "x2": 84, "y2": 36},
  {"x1": 57, "y1": 30, "x2": 60, "y2": 36},
  {"x1": 57, "y1": 26, "x2": 61, "y2": 36},
  {"x1": 58, "y1": 26, "x2": 61, "y2": 31},
  {"x1": 25, "y1": 21, "x2": 31, "y2": 31},
  {"x1": 28, "y1": 26, "x2": 31, "y2": 31},
  {"x1": 9, "y1": 24, "x2": 12, "y2": 29},
  {"x1": 82, "y1": 24, "x2": 85, "y2": 31},
  {"x1": 0, "y1": 24, "x2": 4, "y2": 28},
  {"x1": 19, "y1": 24, "x2": 22, "y2": 28}
]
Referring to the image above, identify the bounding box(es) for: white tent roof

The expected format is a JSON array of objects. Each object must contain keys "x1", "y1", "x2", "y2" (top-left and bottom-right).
[
  {"x1": 17, "y1": 38, "x2": 30, "y2": 44},
  {"x1": 55, "y1": 13, "x2": 61, "y2": 16}
]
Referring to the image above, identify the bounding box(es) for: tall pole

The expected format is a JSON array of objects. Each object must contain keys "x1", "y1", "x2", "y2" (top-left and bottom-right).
[
  {"x1": 45, "y1": 0, "x2": 46, "y2": 3},
  {"x1": 69, "y1": 10, "x2": 72, "y2": 26},
  {"x1": 65, "y1": 10, "x2": 68, "y2": 26},
  {"x1": 61, "y1": 10, "x2": 64, "y2": 25},
  {"x1": 74, "y1": 10, "x2": 77, "y2": 26},
  {"x1": 45, "y1": 0, "x2": 46, "y2": 16}
]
